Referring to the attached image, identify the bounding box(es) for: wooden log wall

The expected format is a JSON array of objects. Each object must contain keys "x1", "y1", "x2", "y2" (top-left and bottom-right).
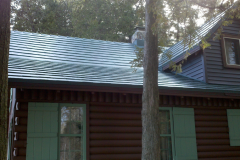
[
  {"x1": 12, "y1": 88, "x2": 240, "y2": 160},
  {"x1": 195, "y1": 109, "x2": 240, "y2": 160}
]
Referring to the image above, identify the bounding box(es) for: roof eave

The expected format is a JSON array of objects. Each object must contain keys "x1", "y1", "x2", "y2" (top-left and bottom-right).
[
  {"x1": 160, "y1": 45, "x2": 201, "y2": 71},
  {"x1": 8, "y1": 78, "x2": 240, "y2": 96}
]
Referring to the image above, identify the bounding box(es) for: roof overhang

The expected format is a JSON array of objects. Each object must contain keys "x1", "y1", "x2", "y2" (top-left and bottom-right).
[{"x1": 8, "y1": 78, "x2": 240, "y2": 99}]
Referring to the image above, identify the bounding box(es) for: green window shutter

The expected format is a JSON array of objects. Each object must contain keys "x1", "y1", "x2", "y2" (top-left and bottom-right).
[
  {"x1": 227, "y1": 109, "x2": 240, "y2": 146},
  {"x1": 26, "y1": 103, "x2": 58, "y2": 160},
  {"x1": 173, "y1": 107, "x2": 198, "y2": 160}
]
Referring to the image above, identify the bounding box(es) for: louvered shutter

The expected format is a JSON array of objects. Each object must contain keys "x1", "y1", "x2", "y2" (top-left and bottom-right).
[
  {"x1": 173, "y1": 107, "x2": 198, "y2": 160},
  {"x1": 227, "y1": 109, "x2": 240, "y2": 146},
  {"x1": 26, "y1": 103, "x2": 58, "y2": 160}
]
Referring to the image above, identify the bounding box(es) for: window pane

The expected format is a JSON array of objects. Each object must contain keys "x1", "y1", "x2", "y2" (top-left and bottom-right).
[
  {"x1": 159, "y1": 110, "x2": 171, "y2": 134},
  {"x1": 71, "y1": 122, "x2": 82, "y2": 134},
  {"x1": 61, "y1": 106, "x2": 83, "y2": 134},
  {"x1": 60, "y1": 137, "x2": 82, "y2": 160},
  {"x1": 225, "y1": 39, "x2": 240, "y2": 65},
  {"x1": 60, "y1": 152, "x2": 70, "y2": 160},
  {"x1": 70, "y1": 151, "x2": 81, "y2": 160},
  {"x1": 160, "y1": 136, "x2": 173, "y2": 160}
]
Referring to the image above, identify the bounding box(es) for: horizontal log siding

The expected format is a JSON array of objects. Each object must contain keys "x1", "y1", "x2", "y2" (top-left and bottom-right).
[
  {"x1": 89, "y1": 104, "x2": 141, "y2": 160},
  {"x1": 205, "y1": 20, "x2": 240, "y2": 85},
  {"x1": 178, "y1": 53, "x2": 205, "y2": 81},
  {"x1": 195, "y1": 109, "x2": 240, "y2": 160},
  {"x1": 12, "y1": 88, "x2": 240, "y2": 160}
]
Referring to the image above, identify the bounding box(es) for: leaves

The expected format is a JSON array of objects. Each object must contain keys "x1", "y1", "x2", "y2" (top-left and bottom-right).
[
  {"x1": 70, "y1": 0, "x2": 140, "y2": 42},
  {"x1": 11, "y1": 0, "x2": 140, "y2": 42},
  {"x1": 169, "y1": 62, "x2": 182, "y2": 74},
  {"x1": 130, "y1": 46, "x2": 144, "y2": 72},
  {"x1": 200, "y1": 39, "x2": 211, "y2": 50},
  {"x1": 12, "y1": 0, "x2": 74, "y2": 35},
  {"x1": 11, "y1": 0, "x2": 240, "y2": 73}
]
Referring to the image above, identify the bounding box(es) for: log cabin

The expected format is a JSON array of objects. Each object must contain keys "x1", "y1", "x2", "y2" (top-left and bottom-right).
[{"x1": 7, "y1": 13, "x2": 240, "y2": 160}]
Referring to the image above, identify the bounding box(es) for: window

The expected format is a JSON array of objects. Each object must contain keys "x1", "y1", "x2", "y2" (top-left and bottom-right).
[
  {"x1": 222, "y1": 35, "x2": 240, "y2": 69},
  {"x1": 159, "y1": 107, "x2": 198, "y2": 160},
  {"x1": 60, "y1": 104, "x2": 86, "y2": 160},
  {"x1": 26, "y1": 103, "x2": 86, "y2": 160},
  {"x1": 159, "y1": 108, "x2": 174, "y2": 160}
]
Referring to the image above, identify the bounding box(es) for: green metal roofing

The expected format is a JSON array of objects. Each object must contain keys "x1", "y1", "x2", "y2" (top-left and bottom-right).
[
  {"x1": 159, "y1": 12, "x2": 225, "y2": 69},
  {"x1": 8, "y1": 30, "x2": 240, "y2": 93}
]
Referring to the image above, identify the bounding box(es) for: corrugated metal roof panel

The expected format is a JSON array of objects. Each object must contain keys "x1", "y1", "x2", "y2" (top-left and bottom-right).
[
  {"x1": 8, "y1": 30, "x2": 240, "y2": 93},
  {"x1": 159, "y1": 12, "x2": 225, "y2": 68},
  {"x1": 10, "y1": 31, "x2": 137, "y2": 68}
]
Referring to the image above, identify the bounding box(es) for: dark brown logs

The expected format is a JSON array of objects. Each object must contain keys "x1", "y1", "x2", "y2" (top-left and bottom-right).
[
  {"x1": 197, "y1": 139, "x2": 229, "y2": 145},
  {"x1": 90, "y1": 147, "x2": 141, "y2": 154},
  {"x1": 195, "y1": 121, "x2": 228, "y2": 127},
  {"x1": 90, "y1": 154, "x2": 141, "y2": 160},
  {"x1": 13, "y1": 156, "x2": 26, "y2": 160},
  {"x1": 13, "y1": 148, "x2": 26, "y2": 156},
  {"x1": 13, "y1": 141, "x2": 27, "y2": 148},
  {"x1": 90, "y1": 113, "x2": 140, "y2": 120},
  {"x1": 90, "y1": 120, "x2": 141, "y2": 126},
  {"x1": 90, "y1": 106, "x2": 141, "y2": 113},
  {"x1": 90, "y1": 133, "x2": 141, "y2": 140},
  {"x1": 18, "y1": 118, "x2": 27, "y2": 125},
  {"x1": 90, "y1": 140, "x2": 141, "y2": 147},
  {"x1": 199, "y1": 157, "x2": 240, "y2": 160},
  {"x1": 198, "y1": 151, "x2": 240, "y2": 158},
  {"x1": 19, "y1": 103, "x2": 28, "y2": 110},
  {"x1": 15, "y1": 117, "x2": 27, "y2": 125},
  {"x1": 15, "y1": 111, "x2": 28, "y2": 117},
  {"x1": 198, "y1": 145, "x2": 240, "y2": 152},
  {"x1": 90, "y1": 126, "x2": 142, "y2": 133},
  {"x1": 195, "y1": 109, "x2": 227, "y2": 115},
  {"x1": 196, "y1": 133, "x2": 229, "y2": 139},
  {"x1": 194, "y1": 108, "x2": 240, "y2": 159},
  {"x1": 14, "y1": 126, "x2": 27, "y2": 132},
  {"x1": 17, "y1": 133, "x2": 27, "y2": 140},
  {"x1": 196, "y1": 127, "x2": 228, "y2": 133},
  {"x1": 195, "y1": 115, "x2": 227, "y2": 121}
]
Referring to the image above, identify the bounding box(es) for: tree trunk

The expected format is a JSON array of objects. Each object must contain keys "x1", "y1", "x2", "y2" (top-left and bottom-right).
[
  {"x1": 0, "y1": 0, "x2": 11, "y2": 159},
  {"x1": 142, "y1": 0, "x2": 160, "y2": 159}
]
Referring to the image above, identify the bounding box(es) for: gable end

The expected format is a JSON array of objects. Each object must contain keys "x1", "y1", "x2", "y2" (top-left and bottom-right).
[{"x1": 204, "y1": 20, "x2": 240, "y2": 85}]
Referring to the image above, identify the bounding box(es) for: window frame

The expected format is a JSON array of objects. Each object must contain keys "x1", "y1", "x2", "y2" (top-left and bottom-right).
[
  {"x1": 58, "y1": 103, "x2": 87, "y2": 160},
  {"x1": 159, "y1": 107, "x2": 175, "y2": 160},
  {"x1": 221, "y1": 34, "x2": 240, "y2": 69}
]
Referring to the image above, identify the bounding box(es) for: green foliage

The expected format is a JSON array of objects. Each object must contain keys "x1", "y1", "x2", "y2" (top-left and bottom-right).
[
  {"x1": 71, "y1": 0, "x2": 140, "y2": 42},
  {"x1": 129, "y1": 46, "x2": 144, "y2": 72},
  {"x1": 11, "y1": 0, "x2": 140, "y2": 42},
  {"x1": 200, "y1": 39, "x2": 211, "y2": 50},
  {"x1": 131, "y1": 0, "x2": 240, "y2": 73},
  {"x1": 12, "y1": 0, "x2": 73, "y2": 35},
  {"x1": 11, "y1": 0, "x2": 240, "y2": 72}
]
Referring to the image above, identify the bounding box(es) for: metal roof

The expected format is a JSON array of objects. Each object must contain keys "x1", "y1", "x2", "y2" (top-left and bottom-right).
[
  {"x1": 8, "y1": 30, "x2": 240, "y2": 93},
  {"x1": 159, "y1": 12, "x2": 225, "y2": 69}
]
